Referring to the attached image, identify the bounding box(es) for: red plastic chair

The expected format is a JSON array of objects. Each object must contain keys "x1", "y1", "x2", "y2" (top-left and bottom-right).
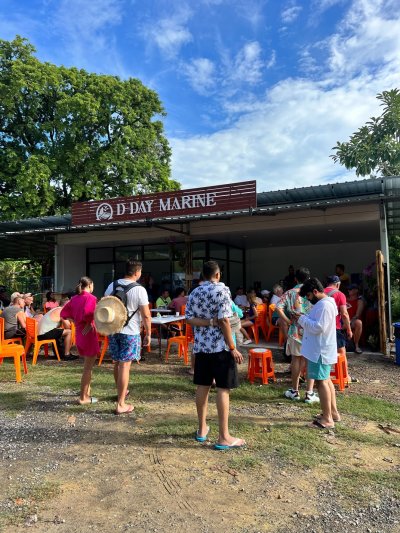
[
  {"x1": 330, "y1": 352, "x2": 349, "y2": 391},
  {"x1": 247, "y1": 348, "x2": 276, "y2": 385},
  {"x1": 0, "y1": 317, "x2": 24, "y2": 346}
]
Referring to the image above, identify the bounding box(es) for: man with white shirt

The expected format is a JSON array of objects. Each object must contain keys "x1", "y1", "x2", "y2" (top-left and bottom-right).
[
  {"x1": 234, "y1": 287, "x2": 249, "y2": 308},
  {"x1": 297, "y1": 278, "x2": 340, "y2": 429}
]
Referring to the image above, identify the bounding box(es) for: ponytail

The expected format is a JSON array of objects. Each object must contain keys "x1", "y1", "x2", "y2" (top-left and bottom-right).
[{"x1": 75, "y1": 276, "x2": 93, "y2": 295}]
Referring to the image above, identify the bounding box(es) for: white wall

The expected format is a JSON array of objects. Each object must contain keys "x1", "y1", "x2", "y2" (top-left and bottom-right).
[
  {"x1": 56, "y1": 243, "x2": 86, "y2": 293},
  {"x1": 246, "y1": 241, "x2": 380, "y2": 289}
]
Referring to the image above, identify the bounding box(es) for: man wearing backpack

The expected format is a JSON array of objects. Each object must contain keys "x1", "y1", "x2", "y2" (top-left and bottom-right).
[
  {"x1": 324, "y1": 275, "x2": 352, "y2": 372},
  {"x1": 104, "y1": 259, "x2": 151, "y2": 415}
]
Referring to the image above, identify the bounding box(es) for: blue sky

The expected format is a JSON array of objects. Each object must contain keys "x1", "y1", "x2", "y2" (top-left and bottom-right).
[{"x1": 0, "y1": 0, "x2": 399, "y2": 192}]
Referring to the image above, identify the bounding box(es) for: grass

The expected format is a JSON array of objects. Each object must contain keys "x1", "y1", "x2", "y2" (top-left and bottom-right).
[
  {"x1": 0, "y1": 481, "x2": 60, "y2": 529},
  {"x1": 337, "y1": 393, "x2": 400, "y2": 424},
  {"x1": 334, "y1": 469, "x2": 400, "y2": 504}
]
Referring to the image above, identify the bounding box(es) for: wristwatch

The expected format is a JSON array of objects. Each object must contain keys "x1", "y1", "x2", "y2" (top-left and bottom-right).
[{"x1": 209, "y1": 318, "x2": 213, "y2": 327}]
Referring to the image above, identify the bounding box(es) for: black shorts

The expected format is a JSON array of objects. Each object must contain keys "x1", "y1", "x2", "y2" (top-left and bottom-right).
[
  {"x1": 336, "y1": 329, "x2": 347, "y2": 349},
  {"x1": 38, "y1": 328, "x2": 64, "y2": 356},
  {"x1": 193, "y1": 350, "x2": 239, "y2": 390}
]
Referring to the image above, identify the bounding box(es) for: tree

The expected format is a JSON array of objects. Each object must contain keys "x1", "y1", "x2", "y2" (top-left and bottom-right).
[
  {"x1": 0, "y1": 36, "x2": 179, "y2": 221},
  {"x1": 331, "y1": 89, "x2": 400, "y2": 177}
]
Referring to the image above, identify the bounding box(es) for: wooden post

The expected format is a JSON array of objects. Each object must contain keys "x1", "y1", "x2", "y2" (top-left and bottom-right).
[{"x1": 376, "y1": 250, "x2": 387, "y2": 354}]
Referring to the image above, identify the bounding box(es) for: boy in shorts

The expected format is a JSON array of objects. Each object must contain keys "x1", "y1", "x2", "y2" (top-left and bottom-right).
[{"x1": 297, "y1": 278, "x2": 340, "y2": 429}]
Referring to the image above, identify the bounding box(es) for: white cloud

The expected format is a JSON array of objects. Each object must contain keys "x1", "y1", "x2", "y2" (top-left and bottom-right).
[
  {"x1": 182, "y1": 58, "x2": 216, "y2": 95},
  {"x1": 171, "y1": 0, "x2": 400, "y2": 192},
  {"x1": 229, "y1": 41, "x2": 264, "y2": 85},
  {"x1": 54, "y1": 0, "x2": 123, "y2": 70},
  {"x1": 281, "y1": 3, "x2": 302, "y2": 24},
  {"x1": 142, "y1": 7, "x2": 192, "y2": 59}
]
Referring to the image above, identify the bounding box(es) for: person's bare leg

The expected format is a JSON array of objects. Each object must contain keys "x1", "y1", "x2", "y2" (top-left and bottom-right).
[
  {"x1": 62, "y1": 329, "x2": 71, "y2": 355},
  {"x1": 328, "y1": 378, "x2": 340, "y2": 421},
  {"x1": 113, "y1": 361, "x2": 119, "y2": 386},
  {"x1": 315, "y1": 380, "x2": 334, "y2": 427},
  {"x1": 79, "y1": 357, "x2": 97, "y2": 404},
  {"x1": 196, "y1": 385, "x2": 210, "y2": 437},
  {"x1": 240, "y1": 325, "x2": 251, "y2": 340},
  {"x1": 277, "y1": 318, "x2": 288, "y2": 341},
  {"x1": 353, "y1": 320, "x2": 362, "y2": 350},
  {"x1": 189, "y1": 353, "x2": 195, "y2": 375},
  {"x1": 306, "y1": 378, "x2": 315, "y2": 393},
  {"x1": 215, "y1": 388, "x2": 245, "y2": 446},
  {"x1": 116, "y1": 361, "x2": 132, "y2": 413},
  {"x1": 291, "y1": 355, "x2": 302, "y2": 390}
]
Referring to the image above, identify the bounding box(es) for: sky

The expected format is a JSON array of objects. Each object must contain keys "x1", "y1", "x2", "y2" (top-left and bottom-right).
[{"x1": 0, "y1": 0, "x2": 399, "y2": 194}]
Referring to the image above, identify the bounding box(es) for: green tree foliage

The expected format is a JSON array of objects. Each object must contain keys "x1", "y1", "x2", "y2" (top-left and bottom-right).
[
  {"x1": 0, "y1": 36, "x2": 179, "y2": 220},
  {"x1": 331, "y1": 89, "x2": 400, "y2": 177}
]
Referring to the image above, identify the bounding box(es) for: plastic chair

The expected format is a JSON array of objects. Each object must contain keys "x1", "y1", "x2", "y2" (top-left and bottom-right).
[
  {"x1": 266, "y1": 304, "x2": 284, "y2": 345},
  {"x1": 245, "y1": 304, "x2": 268, "y2": 344},
  {"x1": 98, "y1": 334, "x2": 109, "y2": 366},
  {"x1": 330, "y1": 352, "x2": 349, "y2": 391},
  {"x1": 247, "y1": 348, "x2": 276, "y2": 385},
  {"x1": 0, "y1": 317, "x2": 24, "y2": 346},
  {"x1": 0, "y1": 341, "x2": 27, "y2": 382},
  {"x1": 165, "y1": 324, "x2": 193, "y2": 365},
  {"x1": 24, "y1": 317, "x2": 61, "y2": 365}
]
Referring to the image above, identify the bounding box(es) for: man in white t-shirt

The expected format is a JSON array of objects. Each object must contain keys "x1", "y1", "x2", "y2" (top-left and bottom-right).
[
  {"x1": 297, "y1": 278, "x2": 340, "y2": 429},
  {"x1": 104, "y1": 259, "x2": 151, "y2": 415}
]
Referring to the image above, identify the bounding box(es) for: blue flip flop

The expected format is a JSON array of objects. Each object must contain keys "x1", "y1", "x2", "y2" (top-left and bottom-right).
[
  {"x1": 214, "y1": 439, "x2": 246, "y2": 450},
  {"x1": 195, "y1": 426, "x2": 209, "y2": 442}
]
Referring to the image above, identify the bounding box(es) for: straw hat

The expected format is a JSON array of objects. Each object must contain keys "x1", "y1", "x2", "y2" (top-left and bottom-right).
[{"x1": 94, "y1": 296, "x2": 128, "y2": 336}]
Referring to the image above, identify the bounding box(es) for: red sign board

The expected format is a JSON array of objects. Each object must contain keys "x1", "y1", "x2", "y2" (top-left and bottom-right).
[{"x1": 72, "y1": 181, "x2": 256, "y2": 226}]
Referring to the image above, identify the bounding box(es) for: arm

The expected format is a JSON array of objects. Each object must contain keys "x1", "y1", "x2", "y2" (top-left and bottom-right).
[
  {"x1": 353, "y1": 299, "x2": 366, "y2": 321},
  {"x1": 139, "y1": 304, "x2": 152, "y2": 346},
  {"x1": 339, "y1": 304, "x2": 352, "y2": 337},
  {"x1": 16, "y1": 311, "x2": 26, "y2": 329},
  {"x1": 275, "y1": 305, "x2": 291, "y2": 325},
  {"x1": 218, "y1": 317, "x2": 243, "y2": 364},
  {"x1": 187, "y1": 317, "x2": 218, "y2": 327}
]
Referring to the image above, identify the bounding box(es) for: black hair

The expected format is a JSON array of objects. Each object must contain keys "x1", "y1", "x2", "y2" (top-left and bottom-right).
[
  {"x1": 295, "y1": 267, "x2": 310, "y2": 284},
  {"x1": 126, "y1": 259, "x2": 142, "y2": 276},
  {"x1": 46, "y1": 291, "x2": 54, "y2": 302},
  {"x1": 336, "y1": 263, "x2": 345, "y2": 271},
  {"x1": 202, "y1": 260, "x2": 220, "y2": 280},
  {"x1": 299, "y1": 277, "x2": 324, "y2": 297},
  {"x1": 75, "y1": 276, "x2": 93, "y2": 295},
  {"x1": 174, "y1": 287, "x2": 185, "y2": 298}
]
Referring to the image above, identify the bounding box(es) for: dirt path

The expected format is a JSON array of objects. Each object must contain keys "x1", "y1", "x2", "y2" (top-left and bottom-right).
[{"x1": 1, "y1": 348, "x2": 400, "y2": 532}]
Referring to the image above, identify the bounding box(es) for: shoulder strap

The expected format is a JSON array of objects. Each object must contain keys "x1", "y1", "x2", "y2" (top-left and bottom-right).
[
  {"x1": 327, "y1": 289, "x2": 339, "y2": 296},
  {"x1": 113, "y1": 281, "x2": 142, "y2": 325}
]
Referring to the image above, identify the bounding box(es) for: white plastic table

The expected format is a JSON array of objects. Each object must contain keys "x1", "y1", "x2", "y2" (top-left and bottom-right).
[{"x1": 151, "y1": 315, "x2": 185, "y2": 359}]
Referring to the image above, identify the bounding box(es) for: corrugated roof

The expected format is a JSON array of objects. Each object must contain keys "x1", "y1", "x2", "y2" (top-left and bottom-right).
[{"x1": 1, "y1": 176, "x2": 400, "y2": 259}]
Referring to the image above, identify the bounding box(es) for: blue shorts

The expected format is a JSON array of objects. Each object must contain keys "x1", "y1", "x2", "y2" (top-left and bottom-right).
[
  {"x1": 336, "y1": 329, "x2": 347, "y2": 349},
  {"x1": 307, "y1": 356, "x2": 331, "y2": 381},
  {"x1": 109, "y1": 333, "x2": 141, "y2": 362}
]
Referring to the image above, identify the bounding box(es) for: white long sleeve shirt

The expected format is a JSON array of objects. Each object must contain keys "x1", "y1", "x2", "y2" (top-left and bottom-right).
[{"x1": 298, "y1": 296, "x2": 338, "y2": 364}]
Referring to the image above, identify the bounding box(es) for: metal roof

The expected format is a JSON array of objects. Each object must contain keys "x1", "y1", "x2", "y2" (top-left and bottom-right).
[{"x1": 1, "y1": 176, "x2": 400, "y2": 260}]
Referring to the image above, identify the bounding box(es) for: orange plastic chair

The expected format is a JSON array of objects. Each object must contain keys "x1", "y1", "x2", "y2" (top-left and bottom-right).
[
  {"x1": 0, "y1": 316, "x2": 24, "y2": 346},
  {"x1": 330, "y1": 352, "x2": 349, "y2": 391},
  {"x1": 247, "y1": 348, "x2": 276, "y2": 385},
  {"x1": 165, "y1": 324, "x2": 193, "y2": 365},
  {"x1": 0, "y1": 341, "x2": 27, "y2": 382},
  {"x1": 266, "y1": 304, "x2": 284, "y2": 345},
  {"x1": 25, "y1": 317, "x2": 61, "y2": 365},
  {"x1": 245, "y1": 304, "x2": 268, "y2": 344},
  {"x1": 98, "y1": 334, "x2": 109, "y2": 366}
]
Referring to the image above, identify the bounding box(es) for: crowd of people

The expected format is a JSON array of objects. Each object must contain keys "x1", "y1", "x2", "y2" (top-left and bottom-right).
[{"x1": 0, "y1": 259, "x2": 367, "y2": 447}]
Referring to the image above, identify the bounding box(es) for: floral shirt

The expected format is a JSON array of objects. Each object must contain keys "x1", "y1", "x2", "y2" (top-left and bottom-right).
[
  {"x1": 185, "y1": 281, "x2": 232, "y2": 353},
  {"x1": 276, "y1": 284, "x2": 311, "y2": 344}
]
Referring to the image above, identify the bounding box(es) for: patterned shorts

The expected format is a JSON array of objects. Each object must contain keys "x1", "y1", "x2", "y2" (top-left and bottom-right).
[{"x1": 109, "y1": 333, "x2": 141, "y2": 362}]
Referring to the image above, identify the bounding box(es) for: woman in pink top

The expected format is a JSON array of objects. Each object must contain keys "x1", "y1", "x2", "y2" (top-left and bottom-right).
[
  {"x1": 60, "y1": 277, "x2": 99, "y2": 405},
  {"x1": 45, "y1": 292, "x2": 59, "y2": 311},
  {"x1": 168, "y1": 287, "x2": 188, "y2": 314}
]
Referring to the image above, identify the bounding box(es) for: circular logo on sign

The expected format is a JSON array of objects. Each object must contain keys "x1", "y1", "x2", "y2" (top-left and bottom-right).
[{"x1": 96, "y1": 203, "x2": 113, "y2": 221}]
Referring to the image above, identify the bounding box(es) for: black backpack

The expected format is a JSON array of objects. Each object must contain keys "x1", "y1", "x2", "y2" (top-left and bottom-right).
[{"x1": 111, "y1": 281, "x2": 141, "y2": 327}]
